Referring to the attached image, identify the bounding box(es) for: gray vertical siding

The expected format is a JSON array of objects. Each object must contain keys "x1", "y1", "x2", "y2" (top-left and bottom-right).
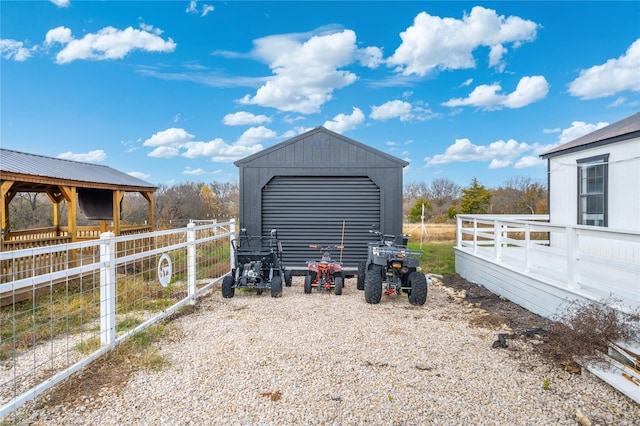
[{"x1": 235, "y1": 127, "x2": 407, "y2": 270}]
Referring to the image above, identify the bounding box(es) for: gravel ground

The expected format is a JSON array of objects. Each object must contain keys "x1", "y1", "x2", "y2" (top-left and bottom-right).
[{"x1": 9, "y1": 276, "x2": 640, "y2": 425}]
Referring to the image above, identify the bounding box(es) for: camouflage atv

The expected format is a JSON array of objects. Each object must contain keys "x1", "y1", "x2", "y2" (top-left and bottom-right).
[{"x1": 358, "y1": 225, "x2": 427, "y2": 305}]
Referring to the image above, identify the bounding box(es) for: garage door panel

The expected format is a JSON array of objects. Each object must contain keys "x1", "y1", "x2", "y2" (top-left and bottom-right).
[{"x1": 262, "y1": 176, "x2": 380, "y2": 267}]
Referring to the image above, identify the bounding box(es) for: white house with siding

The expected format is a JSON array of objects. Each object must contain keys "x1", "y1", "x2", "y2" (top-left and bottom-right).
[{"x1": 454, "y1": 112, "x2": 640, "y2": 402}]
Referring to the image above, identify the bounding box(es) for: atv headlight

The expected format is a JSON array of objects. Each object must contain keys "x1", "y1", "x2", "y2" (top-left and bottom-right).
[{"x1": 372, "y1": 247, "x2": 379, "y2": 256}]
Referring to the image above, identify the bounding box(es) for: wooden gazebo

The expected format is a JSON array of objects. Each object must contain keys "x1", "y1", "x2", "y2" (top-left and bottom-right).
[{"x1": 1, "y1": 148, "x2": 157, "y2": 251}]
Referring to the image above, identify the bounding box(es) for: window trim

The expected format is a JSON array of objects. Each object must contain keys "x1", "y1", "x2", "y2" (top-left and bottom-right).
[{"x1": 576, "y1": 154, "x2": 609, "y2": 227}]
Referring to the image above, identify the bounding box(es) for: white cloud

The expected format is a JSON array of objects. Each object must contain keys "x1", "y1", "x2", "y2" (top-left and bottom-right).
[
  {"x1": 186, "y1": 1, "x2": 214, "y2": 17},
  {"x1": 323, "y1": 107, "x2": 365, "y2": 133},
  {"x1": 57, "y1": 149, "x2": 107, "y2": 162},
  {"x1": 143, "y1": 127, "x2": 194, "y2": 147},
  {"x1": 148, "y1": 146, "x2": 180, "y2": 158},
  {"x1": 201, "y1": 5, "x2": 214, "y2": 17},
  {"x1": 354, "y1": 46, "x2": 384, "y2": 68},
  {"x1": 387, "y1": 6, "x2": 538, "y2": 76},
  {"x1": 235, "y1": 126, "x2": 277, "y2": 147},
  {"x1": 514, "y1": 156, "x2": 544, "y2": 168},
  {"x1": 50, "y1": 0, "x2": 69, "y2": 7},
  {"x1": 44, "y1": 25, "x2": 176, "y2": 64},
  {"x1": 238, "y1": 28, "x2": 379, "y2": 113},
  {"x1": 558, "y1": 120, "x2": 609, "y2": 144},
  {"x1": 568, "y1": 38, "x2": 640, "y2": 99},
  {"x1": 425, "y1": 138, "x2": 537, "y2": 168},
  {"x1": 222, "y1": 111, "x2": 271, "y2": 126},
  {"x1": 371, "y1": 100, "x2": 412, "y2": 121},
  {"x1": 371, "y1": 99, "x2": 440, "y2": 122},
  {"x1": 442, "y1": 75, "x2": 549, "y2": 110},
  {"x1": 607, "y1": 97, "x2": 626, "y2": 108},
  {"x1": 128, "y1": 171, "x2": 151, "y2": 179},
  {"x1": 543, "y1": 128, "x2": 560, "y2": 134},
  {"x1": 182, "y1": 167, "x2": 207, "y2": 175},
  {"x1": 0, "y1": 39, "x2": 33, "y2": 61},
  {"x1": 186, "y1": 1, "x2": 197, "y2": 13}
]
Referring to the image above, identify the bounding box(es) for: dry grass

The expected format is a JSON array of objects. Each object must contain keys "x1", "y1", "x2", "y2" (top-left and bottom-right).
[{"x1": 403, "y1": 223, "x2": 456, "y2": 241}]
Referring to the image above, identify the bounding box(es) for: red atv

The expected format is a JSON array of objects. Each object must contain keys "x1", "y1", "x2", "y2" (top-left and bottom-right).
[{"x1": 304, "y1": 244, "x2": 344, "y2": 295}]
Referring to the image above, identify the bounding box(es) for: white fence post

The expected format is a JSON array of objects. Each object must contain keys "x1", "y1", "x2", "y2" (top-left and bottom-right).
[
  {"x1": 524, "y1": 223, "x2": 531, "y2": 273},
  {"x1": 99, "y1": 232, "x2": 116, "y2": 349},
  {"x1": 187, "y1": 222, "x2": 196, "y2": 304},
  {"x1": 229, "y1": 218, "x2": 237, "y2": 270},
  {"x1": 456, "y1": 215, "x2": 462, "y2": 248},
  {"x1": 494, "y1": 220, "x2": 502, "y2": 261},
  {"x1": 566, "y1": 227, "x2": 579, "y2": 289},
  {"x1": 473, "y1": 218, "x2": 478, "y2": 254}
]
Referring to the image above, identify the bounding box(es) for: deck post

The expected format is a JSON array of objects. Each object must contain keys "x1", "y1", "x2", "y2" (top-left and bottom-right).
[
  {"x1": 473, "y1": 218, "x2": 478, "y2": 254},
  {"x1": 494, "y1": 220, "x2": 502, "y2": 261},
  {"x1": 187, "y1": 222, "x2": 196, "y2": 304},
  {"x1": 524, "y1": 223, "x2": 531, "y2": 273},
  {"x1": 456, "y1": 215, "x2": 462, "y2": 248},
  {"x1": 99, "y1": 232, "x2": 116, "y2": 349},
  {"x1": 566, "y1": 226, "x2": 579, "y2": 289}
]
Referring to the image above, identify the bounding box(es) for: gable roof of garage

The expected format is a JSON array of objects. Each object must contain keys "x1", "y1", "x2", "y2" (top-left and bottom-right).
[
  {"x1": 234, "y1": 126, "x2": 409, "y2": 167},
  {"x1": 540, "y1": 112, "x2": 640, "y2": 159}
]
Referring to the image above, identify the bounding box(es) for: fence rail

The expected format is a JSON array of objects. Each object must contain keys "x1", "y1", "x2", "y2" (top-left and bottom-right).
[
  {"x1": 455, "y1": 214, "x2": 640, "y2": 312},
  {"x1": 0, "y1": 219, "x2": 235, "y2": 418}
]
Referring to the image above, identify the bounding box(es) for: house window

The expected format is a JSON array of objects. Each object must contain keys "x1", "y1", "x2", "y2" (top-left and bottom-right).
[{"x1": 577, "y1": 154, "x2": 608, "y2": 227}]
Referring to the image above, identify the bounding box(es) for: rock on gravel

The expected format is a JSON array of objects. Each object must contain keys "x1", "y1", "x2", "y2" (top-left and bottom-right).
[{"x1": 10, "y1": 276, "x2": 640, "y2": 425}]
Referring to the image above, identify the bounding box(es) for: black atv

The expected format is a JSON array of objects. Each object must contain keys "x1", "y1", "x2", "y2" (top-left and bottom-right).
[
  {"x1": 357, "y1": 225, "x2": 427, "y2": 305},
  {"x1": 222, "y1": 228, "x2": 292, "y2": 298}
]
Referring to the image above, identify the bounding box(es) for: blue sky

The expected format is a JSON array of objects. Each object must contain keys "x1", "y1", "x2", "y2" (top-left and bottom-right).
[{"x1": 2, "y1": 1, "x2": 639, "y2": 189}]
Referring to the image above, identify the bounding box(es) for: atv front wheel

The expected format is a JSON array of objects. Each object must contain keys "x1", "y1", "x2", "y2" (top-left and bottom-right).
[
  {"x1": 284, "y1": 269, "x2": 292, "y2": 287},
  {"x1": 222, "y1": 275, "x2": 235, "y2": 298},
  {"x1": 356, "y1": 261, "x2": 366, "y2": 290},
  {"x1": 271, "y1": 276, "x2": 283, "y2": 298},
  {"x1": 304, "y1": 274, "x2": 312, "y2": 294},
  {"x1": 334, "y1": 276, "x2": 343, "y2": 295},
  {"x1": 364, "y1": 265, "x2": 383, "y2": 304},
  {"x1": 408, "y1": 272, "x2": 427, "y2": 305}
]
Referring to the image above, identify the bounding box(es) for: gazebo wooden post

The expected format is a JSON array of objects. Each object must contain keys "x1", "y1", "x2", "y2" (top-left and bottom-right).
[
  {"x1": 142, "y1": 191, "x2": 155, "y2": 228},
  {"x1": 1, "y1": 181, "x2": 15, "y2": 242},
  {"x1": 113, "y1": 190, "x2": 124, "y2": 236},
  {"x1": 59, "y1": 186, "x2": 77, "y2": 242},
  {"x1": 45, "y1": 189, "x2": 64, "y2": 236}
]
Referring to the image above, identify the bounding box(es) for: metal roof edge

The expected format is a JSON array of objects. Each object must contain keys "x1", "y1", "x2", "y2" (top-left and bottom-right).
[{"x1": 234, "y1": 126, "x2": 409, "y2": 167}]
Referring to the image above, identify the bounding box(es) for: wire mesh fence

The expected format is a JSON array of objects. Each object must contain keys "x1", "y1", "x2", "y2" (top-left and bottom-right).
[{"x1": 0, "y1": 220, "x2": 234, "y2": 417}]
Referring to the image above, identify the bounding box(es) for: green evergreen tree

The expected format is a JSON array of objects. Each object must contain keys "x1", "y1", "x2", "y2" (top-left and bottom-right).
[
  {"x1": 407, "y1": 198, "x2": 432, "y2": 222},
  {"x1": 460, "y1": 177, "x2": 492, "y2": 214}
]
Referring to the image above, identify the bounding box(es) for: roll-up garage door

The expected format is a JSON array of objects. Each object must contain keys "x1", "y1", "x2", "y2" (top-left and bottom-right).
[{"x1": 262, "y1": 176, "x2": 380, "y2": 268}]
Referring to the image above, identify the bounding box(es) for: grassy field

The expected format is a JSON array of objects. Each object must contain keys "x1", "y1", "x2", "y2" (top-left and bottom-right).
[{"x1": 403, "y1": 223, "x2": 457, "y2": 276}]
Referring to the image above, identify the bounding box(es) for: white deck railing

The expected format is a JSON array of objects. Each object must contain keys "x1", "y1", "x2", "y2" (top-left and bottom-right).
[
  {"x1": 455, "y1": 214, "x2": 640, "y2": 313},
  {"x1": 0, "y1": 220, "x2": 235, "y2": 418}
]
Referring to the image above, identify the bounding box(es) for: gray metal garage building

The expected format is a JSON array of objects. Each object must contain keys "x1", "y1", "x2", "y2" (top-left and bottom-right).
[{"x1": 234, "y1": 126, "x2": 407, "y2": 270}]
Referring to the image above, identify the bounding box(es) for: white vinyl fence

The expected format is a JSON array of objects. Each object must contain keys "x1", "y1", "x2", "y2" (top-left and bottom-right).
[
  {"x1": 455, "y1": 214, "x2": 640, "y2": 316},
  {"x1": 0, "y1": 219, "x2": 235, "y2": 417}
]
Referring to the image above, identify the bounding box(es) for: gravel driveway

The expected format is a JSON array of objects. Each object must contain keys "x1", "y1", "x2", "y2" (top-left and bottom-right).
[{"x1": 16, "y1": 276, "x2": 640, "y2": 425}]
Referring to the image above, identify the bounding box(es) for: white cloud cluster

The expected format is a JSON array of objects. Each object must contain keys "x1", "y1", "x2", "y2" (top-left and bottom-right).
[
  {"x1": 50, "y1": 0, "x2": 70, "y2": 7},
  {"x1": 44, "y1": 25, "x2": 176, "y2": 64},
  {"x1": 222, "y1": 111, "x2": 271, "y2": 126},
  {"x1": 425, "y1": 138, "x2": 535, "y2": 168},
  {"x1": 442, "y1": 76, "x2": 549, "y2": 110},
  {"x1": 238, "y1": 29, "x2": 381, "y2": 114},
  {"x1": 425, "y1": 118, "x2": 612, "y2": 170},
  {"x1": 186, "y1": 0, "x2": 214, "y2": 17},
  {"x1": 557, "y1": 120, "x2": 609, "y2": 144},
  {"x1": 0, "y1": 39, "x2": 33, "y2": 61},
  {"x1": 369, "y1": 100, "x2": 439, "y2": 122},
  {"x1": 57, "y1": 149, "x2": 107, "y2": 162},
  {"x1": 568, "y1": 38, "x2": 640, "y2": 99},
  {"x1": 323, "y1": 107, "x2": 365, "y2": 133},
  {"x1": 143, "y1": 127, "x2": 271, "y2": 162},
  {"x1": 387, "y1": 6, "x2": 538, "y2": 76}
]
